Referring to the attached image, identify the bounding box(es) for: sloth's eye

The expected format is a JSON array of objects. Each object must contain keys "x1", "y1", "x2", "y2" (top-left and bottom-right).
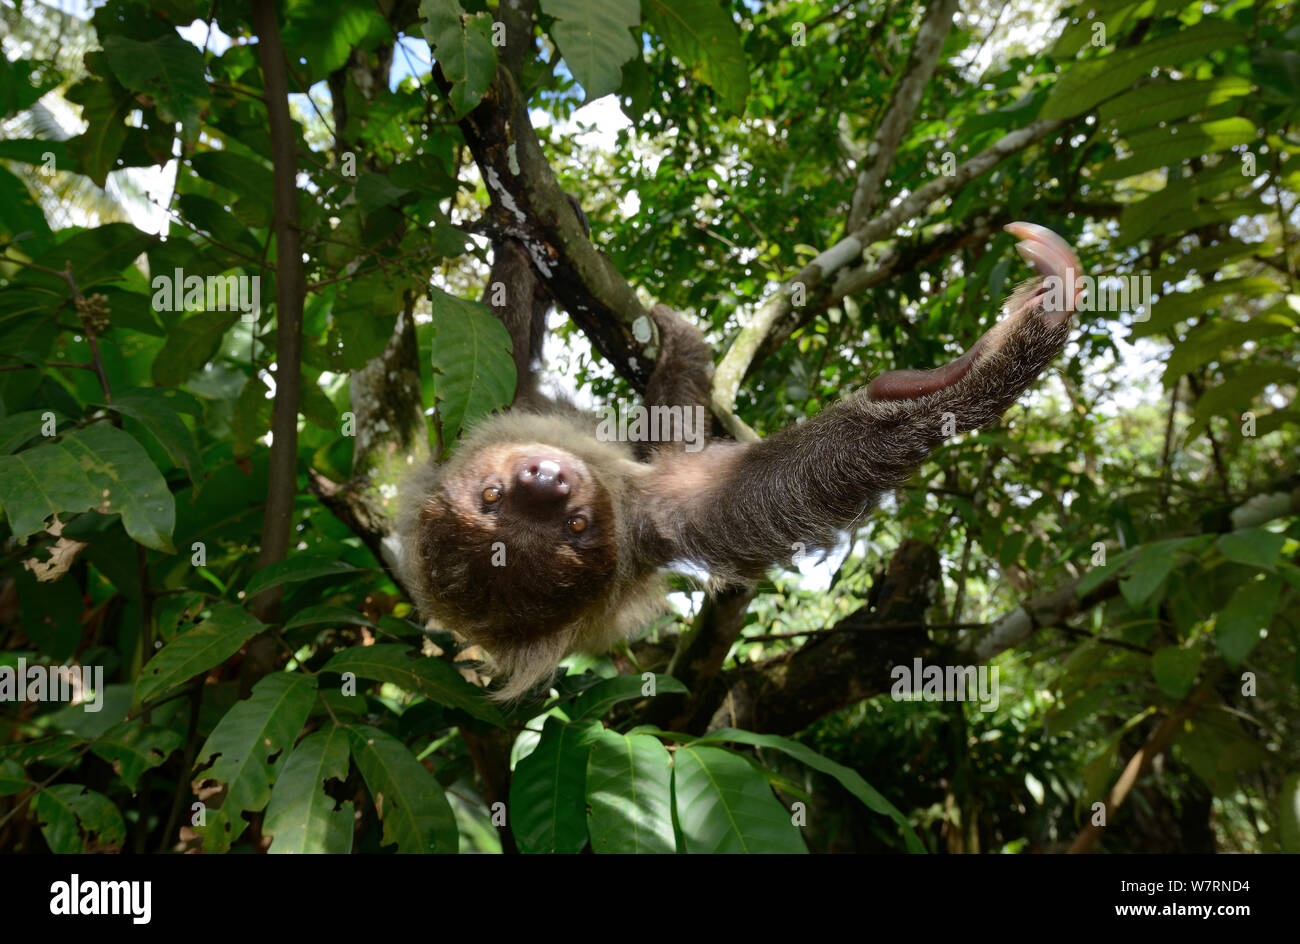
[
  {"x1": 567, "y1": 515, "x2": 587, "y2": 534},
  {"x1": 482, "y1": 485, "x2": 503, "y2": 504}
]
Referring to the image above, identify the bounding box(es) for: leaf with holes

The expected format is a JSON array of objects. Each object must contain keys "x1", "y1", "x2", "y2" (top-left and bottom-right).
[
  {"x1": 62, "y1": 424, "x2": 176, "y2": 552},
  {"x1": 135, "y1": 603, "x2": 264, "y2": 706},
  {"x1": 192, "y1": 673, "x2": 317, "y2": 853},
  {"x1": 265, "y1": 725, "x2": 354, "y2": 854},
  {"x1": 0, "y1": 442, "x2": 100, "y2": 541},
  {"x1": 349, "y1": 724, "x2": 458, "y2": 853}
]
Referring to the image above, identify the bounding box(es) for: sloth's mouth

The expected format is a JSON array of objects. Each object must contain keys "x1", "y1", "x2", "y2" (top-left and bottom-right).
[{"x1": 865, "y1": 221, "x2": 1082, "y2": 402}]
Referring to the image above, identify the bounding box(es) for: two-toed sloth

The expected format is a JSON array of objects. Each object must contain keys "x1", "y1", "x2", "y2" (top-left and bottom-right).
[{"x1": 401, "y1": 223, "x2": 1084, "y2": 700}]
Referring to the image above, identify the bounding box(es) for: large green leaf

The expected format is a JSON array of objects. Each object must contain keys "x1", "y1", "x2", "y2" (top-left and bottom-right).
[
  {"x1": 1191, "y1": 364, "x2": 1300, "y2": 427},
  {"x1": 192, "y1": 673, "x2": 318, "y2": 853},
  {"x1": 428, "y1": 286, "x2": 515, "y2": 444},
  {"x1": 0, "y1": 442, "x2": 100, "y2": 541},
  {"x1": 1094, "y1": 118, "x2": 1256, "y2": 182},
  {"x1": 62, "y1": 424, "x2": 176, "y2": 552},
  {"x1": 348, "y1": 724, "x2": 458, "y2": 853},
  {"x1": 101, "y1": 32, "x2": 209, "y2": 138},
  {"x1": 586, "y1": 728, "x2": 676, "y2": 853},
  {"x1": 265, "y1": 725, "x2": 355, "y2": 854},
  {"x1": 101, "y1": 388, "x2": 204, "y2": 484},
  {"x1": 1098, "y1": 76, "x2": 1252, "y2": 134},
  {"x1": 1042, "y1": 21, "x2": 1247, "y2": 119},
  {"x1": 1163, "y1": 313, "x2": 1296, "y2": 384},
  {"x1": 63, "y1": 74, "x2": 132, "y2": 187},
  {"x1": 89, "y1": 722, "x2": 184, "y2": 791},
  {"x1": 569, "y1": 673, "x2": 688, "y2": 721},
  {"x1": 22, "y1": 222, "x2": 155, "y2": 295},
  {"x1": 244, "y1": 554, "x2": 364, "y2": 598},
  {"x1": 644, "y1": 0, "x2": 749, "y2": 114},
  {"x1": 1217, "y1": 528, "x2": 1288, "y2": 572},
  {"x1": 1151, "y1": 646, "x2": 1201, "y2": 699},
  {"x1": 509, "y1": 716, "x2": 602, "y2": 853},
  {"x1": 33, "y1": 784, "x2": 126, "y2": 854},
  {"x1": 1119, "y1": 162, "x2": 1245, "y2": 245},
  {"x1": 1214, "y1": 576, "x2": 1281, "y2": 668},
  {"x1": 320, "y1": 644, "x2": 505, "y2": 727},
  {"x1": 151, "y1": 309, "x2": 241, "y2": 388},
  {"x1": 419, "y1": 0, "x2": 497, "y2": 115},
  {"x1": 134, "y1": 602, "x2": 264, "y2": 706},
  {"x1": 672, "y1": 744, "x2": 807, "y2": 853},
  {"x1": 1281, "y1": 773, "x2": 1300, "y2": 854},
  {"x1": 1134, "y1": 276, "x2": 1282, "y2": 339},
  {"x1": 541, "y1": 0, "x2": 640, "y2": 101},
  {"x1": 699, "y1": 728, "x2": 925, "y2": 853}
]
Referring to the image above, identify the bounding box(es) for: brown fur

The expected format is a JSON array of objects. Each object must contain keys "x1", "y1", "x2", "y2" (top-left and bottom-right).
[{"x1": 401, "y1": 224, "x2": 1082, "y2": 701}]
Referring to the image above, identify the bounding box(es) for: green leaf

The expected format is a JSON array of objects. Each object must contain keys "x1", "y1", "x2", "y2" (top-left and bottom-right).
[
  {"x1": 1214, "y1": 576, "x2": 1281, "y2": 668},
  {"x1": 265, "y1": 725, "x2": 355, "y2": 854},
  {"x1": 348, "y1": 724, "x2": 459, "y2": 853},
  {"x1": 699, "y1": 727, "x2": 925, "y2": 853},
  {"x1": 193, "y1": 673, "x2": 318, "y2": 853},
  {"x1": 33, "y1": 784, "x2": 125, "y2": 853},
  {"x1": 569, "y1": 673, "x2": 688, "y2": 721},
  {"x1": 541, "y1": 0, "x2": 640, "y2": 101},
  {"x1": 101, "y1": 388, "x2": 204, "y2": 484},
  {"x1": 64, "y1": 75, "x2": 132, "y2": 187},
  {"x1": 644, "y1": 0, "x2": 749, "y2": 114},
  {"x1": 1041, "y1": 21, "x2": 1248, "y2": 120},
  {"x1": 1151, "y1": 646, "x2": 1201, "y2": 699},
  {"x1": 0, "y1": 442, "x2": 100, "y2": 540},
  {"x1": 1098, "y1": 76, "x2": 1252, "y2": 134},
  {"x1": 24, "y1": 223, "x2": 155, "y2": 295},
  {"x1": 0, "y1": 758, "x2": 27, "y2": 796},
  {"x1": 62, "y1": 424, "x2": 176, "y2": 552},
  {"x1": 419, "y1": 0, "x2": 498, "y2": 115},
  {"x1": 1134, "y1": 276, "x2": 1281, "y2": 339},
  {"x1": 101, "y1": 32, "x2": 210, "y2": 138},
  {"x1": 672, "y1": 744, "x2": 807, "y2": 853},
  {"x1": 284, "y1": 605, "x2": 377, "y2": 630},
  {"x1": 586, "y1": 729, "x2": 676, "y2": 853},
  {"x1": 1217, "y1": 528, "x2": 1287, "y2": 572},
  {"x1": 1192, "y1": 364, "x2": 1299, "y2": 427},
  {"x1": 89, "y1": 722, "x2": 184, "y2": 791},
  {"x1": 1119, "y1": 163, "x2": 1244, "y2": 245},
  {"x1": 151, "y1": 309, "x2": 241, "y2": 388},
  {"x1": 1119, "y1": 544, "x2": 1179, "y2": 609},
  {"x1": 135, "y1": 602, "x2": 264, "y2": 706},
  {"x1": 244, "y1": 554, "x2": 364, "y2": 598},
  {"x1": 1281, "y1": 772, "x2": 1300, "y2": 854},
  {"x1": 189, "y1": 150, "x2": 274, "y2": 203},
  {"x1": 1093, "y1": 118, "x2": 1257, "y2": 182},
  {"x1": 510, "y1": 716, "x2": 603, "y2": 853},
  {"x1": 176, "y1": 194, "x2": 261, "y2": 255},
  {"x1": 320, "y1": 644, "x2": 505, "y2": 727},
  {"x1": 1163, "y1": 313, "x2": 1296, "y2": 384},
  {"x1": 428, "y1": 286, "x2": 516, "y2": 444}
]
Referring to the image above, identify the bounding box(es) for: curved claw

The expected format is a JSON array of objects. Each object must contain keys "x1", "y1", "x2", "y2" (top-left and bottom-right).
[{"x1": 866, "y1": 222, "x2": 1081, "y2": 401}]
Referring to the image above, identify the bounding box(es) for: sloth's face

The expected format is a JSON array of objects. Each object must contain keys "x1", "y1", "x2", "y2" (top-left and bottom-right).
[{"x1": 416, "y1": 442, "x2": 618, "y2": 639}]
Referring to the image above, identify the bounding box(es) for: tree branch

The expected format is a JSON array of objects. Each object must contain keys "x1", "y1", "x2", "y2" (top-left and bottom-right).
[
  {"x1": 245, "y1": 0, "x2": 306, "y2": 677},
  {"x1": 845, "y1": 0, "x2": 959, "y2": 233}
]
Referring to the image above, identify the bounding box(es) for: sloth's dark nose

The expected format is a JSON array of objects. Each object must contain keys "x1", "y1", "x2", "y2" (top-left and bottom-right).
[{"x1": 514, "y1": 457, "x2": 573, "y2": 508}]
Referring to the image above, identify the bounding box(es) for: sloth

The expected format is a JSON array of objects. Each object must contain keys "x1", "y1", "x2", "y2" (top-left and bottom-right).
[{"x1": 401, "y1": 223, "x2": 1084, "y2": 700}]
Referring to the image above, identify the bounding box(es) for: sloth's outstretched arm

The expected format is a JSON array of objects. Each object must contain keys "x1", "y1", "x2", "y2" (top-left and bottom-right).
[{"x1": 648, "y1": 223, "x2": 1083, "y2": 579}]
